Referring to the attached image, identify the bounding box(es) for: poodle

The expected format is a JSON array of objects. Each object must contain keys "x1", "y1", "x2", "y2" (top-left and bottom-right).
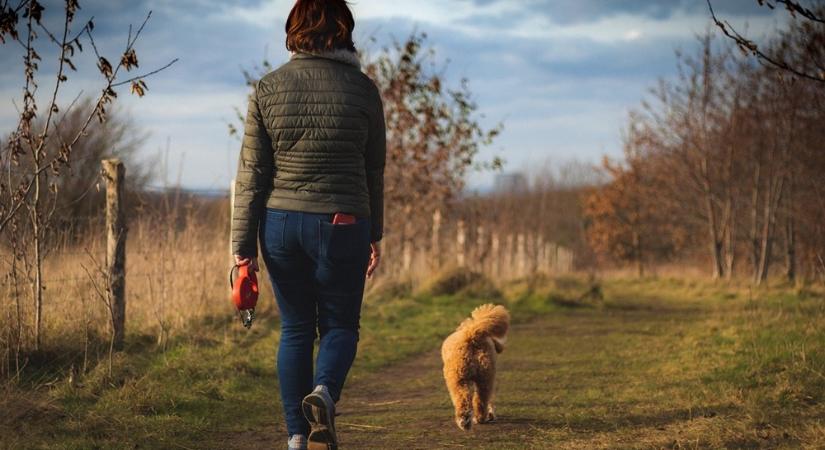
[{"x1": 441, "y1": 303, "x2": 510, "y2": 431}]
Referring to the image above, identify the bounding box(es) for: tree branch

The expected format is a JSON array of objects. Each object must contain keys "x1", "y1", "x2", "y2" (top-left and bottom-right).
[{"x1": 707, "y1": 0, "x2": 825, "y2": 83}]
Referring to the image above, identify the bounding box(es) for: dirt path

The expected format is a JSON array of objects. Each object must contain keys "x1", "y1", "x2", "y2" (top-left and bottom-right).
[
  {"x1": 227, "y1": 300, "x2": 762, "y2": 449},
  {"x1": 331, "y1": 304, "x2": 726, "y2": 449}
]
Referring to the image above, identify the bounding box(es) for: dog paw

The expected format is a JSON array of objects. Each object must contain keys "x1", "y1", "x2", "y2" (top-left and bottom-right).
[
  {"x1": 456, "y1": 415, "x2": 472, "y2": 431},
  {"x1": 486, "y1": 406, "x2": 496, "y2": 422}
]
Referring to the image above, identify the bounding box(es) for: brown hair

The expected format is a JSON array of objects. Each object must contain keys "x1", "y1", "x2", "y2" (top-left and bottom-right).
[{"x1": 285, "y1": 0, "x2": 356, "y2": 53}]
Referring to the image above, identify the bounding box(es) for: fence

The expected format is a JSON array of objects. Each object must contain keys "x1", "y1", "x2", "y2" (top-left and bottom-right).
[
  {"x1": 378, "y1": 211, "x2": 574, "y2": 282},
  {"x1": 229, "y1": 180, "x2": 574, "y2": 284},
  {"x1": 3, "y1": 169, "x2": 574, "y2": 375},
  {"x1": 2, "y1": 162, "x2": 237, "y2": 378}
]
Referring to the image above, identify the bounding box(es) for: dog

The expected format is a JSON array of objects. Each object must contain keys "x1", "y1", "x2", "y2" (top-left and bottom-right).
[{"x1": 441, "y1": 303, "x2": 510, "y2": 430}]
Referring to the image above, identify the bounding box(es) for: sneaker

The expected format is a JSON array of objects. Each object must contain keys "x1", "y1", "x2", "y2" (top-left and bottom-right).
[
  {"x1": 302, "y1": 385, "x2": 338, "y2": 450},
  {"x1": 288, "y1": 434, "x2": 307, "y2": 450}
]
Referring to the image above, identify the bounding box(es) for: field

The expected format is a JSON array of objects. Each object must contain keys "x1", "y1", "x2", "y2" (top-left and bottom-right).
[
  {"x1": 2, "y1": 273, "x2": 823, "y2": 449},
  {"x1": 2, "y1": 2, "x2": 825, "y2": 449}
]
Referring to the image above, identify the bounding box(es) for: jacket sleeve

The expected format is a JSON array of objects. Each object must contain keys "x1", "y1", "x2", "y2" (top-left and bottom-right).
[
  {"x1": 365, "y1": 85, "x2": 386, "y2": 242},
  {"x1": 231, "y1": 82, "x2": 274, "y2": 257}
]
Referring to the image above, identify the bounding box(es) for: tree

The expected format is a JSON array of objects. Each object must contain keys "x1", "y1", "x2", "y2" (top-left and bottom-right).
[
  {"x1": 0, "y1": 0, "x2": 175, "y2": 353},
  {"x1": 231, "y1": 33, "x2": 503, "y2": 257},
  {"x1": 640, "y1": 34, "x2": 738, "y2": 279},
  {"x1": 3, "y1": 99, "x2": 151, "y2": 234},
  {"x1": 708, "y1": 0, "x2": 825, "y2": 83},
  {"x1": 584, "y1": 121, "x2": 683, "y2": 276},
  {"x1": 363, "y1": 33, "x2": 502, "y2": 242},
  {"x1": 587, "y1": 18, "x2": 825, "y2": 283}
]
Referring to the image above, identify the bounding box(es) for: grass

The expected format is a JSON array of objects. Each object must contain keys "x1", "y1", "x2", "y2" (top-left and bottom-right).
[
  {"x1": 1, "y1": 274, "x2": 823, "y2": 449},
  {"x1": 336, "y1": 277, "x2": 825, "y2": 449}
]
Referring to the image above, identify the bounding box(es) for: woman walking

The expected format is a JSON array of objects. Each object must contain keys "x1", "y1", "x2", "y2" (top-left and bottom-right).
[{"x1": 230, "y1": 1, "x2": 385, "y2": 448}]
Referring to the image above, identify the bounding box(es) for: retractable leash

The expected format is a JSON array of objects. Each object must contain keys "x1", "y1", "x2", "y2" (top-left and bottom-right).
[{"x1": 229, "y1": 263, "x2": 259, "y2": 329}]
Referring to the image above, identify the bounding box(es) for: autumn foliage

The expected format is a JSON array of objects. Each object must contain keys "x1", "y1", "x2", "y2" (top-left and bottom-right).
[{"x1": 584, "y1": 12, "x2": 825, "y2": 281}]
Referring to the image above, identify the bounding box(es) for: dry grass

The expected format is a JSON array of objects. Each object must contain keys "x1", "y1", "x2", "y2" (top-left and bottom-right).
[
  {"x1": 1, "y1": 201, "x2": 277, "y2": 380},
  {"x1": 2, "y1": 199, "x2": 575, "y2": 380},
  {"x1": 0, "y1": 272, "x2": 823, "y2": 449}
]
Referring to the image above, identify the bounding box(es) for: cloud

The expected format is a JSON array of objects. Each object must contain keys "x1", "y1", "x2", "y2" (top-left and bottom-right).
[{"x1": 0, "y1": 0, "x2": 793, "y2": 190}]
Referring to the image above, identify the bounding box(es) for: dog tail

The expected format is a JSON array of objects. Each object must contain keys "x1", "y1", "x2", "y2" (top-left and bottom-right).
[{"x1": 459, "y1": 304, "x2": 510, "y2": 352}]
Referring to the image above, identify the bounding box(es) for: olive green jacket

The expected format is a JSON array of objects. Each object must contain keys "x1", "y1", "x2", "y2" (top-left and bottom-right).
[{"x1": 231, "y1": 50, "x2": 386, "y2": 257}]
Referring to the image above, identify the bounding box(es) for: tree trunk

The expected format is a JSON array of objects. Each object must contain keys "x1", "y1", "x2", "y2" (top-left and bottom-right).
[
  {"x1": 705, "y1": 195, "x2": 724, "y2": 279},
  {"x1": 702, "y1": 158, "x2": 724, "y2": 279},
  {"x1": 785, "y1": 182, "x2": 796, "y2": 283},
  {"x1": 724, "y1": 217, "x2": 735, "y2": 281},
  {"x1": 32, "y1": 172, "x2": 43, "y2": 351},
  {"x1": 755, "y1": 212, "x2": 773, "y2": 285},
  {"x1": 723, "y1": 141, "x2": 736, "y2": 281},
  {"x1": 750, "y1": 163, "x2": 761, "y2": 280},
  {"x1": 633, "y1": 229, "x2": 644, "y2": 278},
  {"x1": 756, "y1": 176, "x2": 784, "y2": 285}
]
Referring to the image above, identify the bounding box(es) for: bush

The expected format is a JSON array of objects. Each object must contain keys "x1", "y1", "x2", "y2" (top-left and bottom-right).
[{"x1": 421, "y1": 267, "x2": 502, "y2": 299}]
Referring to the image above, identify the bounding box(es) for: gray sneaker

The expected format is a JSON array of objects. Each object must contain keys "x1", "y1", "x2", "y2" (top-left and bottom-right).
[
  {"x1": 288, "y1": 434, "x2": 307, "y2": 450},
  {"x1": 302, "y1": 385, "x2": 338, "y2": 450}
]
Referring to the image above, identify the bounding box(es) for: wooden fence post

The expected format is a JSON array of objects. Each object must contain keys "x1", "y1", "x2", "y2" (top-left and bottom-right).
[
  {"x1": 456, "y1": 219, "x2": 466, "y2": 268},
  {"x1": 401, "y1": 204, "x2": 413, "y2": 273},
  {"x1": 534, "y1": 234, "x2": 543, "y2": 274},
  {"x1": 544, "y1": 242, "x2": 553, "y2": 273},
  {"x1": 476, "y1": 225, "x2": 486, "y2": 272},
  {"x1": 505, "y1": 234, "x2": 514, "y2": 279},
  {"x1": 431, "y1": 209, "x2": 442, "y2": 272},
  {"x1": 102, "y1": 159, "x2": 127, "y2": 350},
  {"x1": 491, "y1": 233, "x2": 500, "y2": 278}
]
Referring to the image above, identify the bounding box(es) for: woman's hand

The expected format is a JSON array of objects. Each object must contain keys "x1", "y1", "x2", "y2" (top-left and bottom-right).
[
  {"x1": 366, "y1": 241, "x2": 381, "y2": 279},
  {"x1": 234, "y1": 255, "x2": 259, "y2": 272}
]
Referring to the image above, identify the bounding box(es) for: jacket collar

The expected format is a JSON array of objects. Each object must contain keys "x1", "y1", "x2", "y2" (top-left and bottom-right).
[{"x1": 290, "y1": 49, "x2": 361, "y2": 69}]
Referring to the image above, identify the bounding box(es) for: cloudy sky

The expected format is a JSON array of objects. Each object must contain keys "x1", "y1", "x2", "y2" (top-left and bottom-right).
[{"x1": 0, "y1": 0, "x2": 788, "y2": 191}]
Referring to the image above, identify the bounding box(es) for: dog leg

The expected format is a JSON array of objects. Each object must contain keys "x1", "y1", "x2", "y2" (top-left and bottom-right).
[
  {"x1": 448, "y1": 380, "x2": 473, "y2": 431},
  {"x1": 473, "y1": 377, "x2": 495, "y2": 424}
]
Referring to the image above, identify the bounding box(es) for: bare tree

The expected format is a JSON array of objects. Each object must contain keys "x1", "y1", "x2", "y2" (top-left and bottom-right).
[
  {"x1": 230, "y1": 33, "x2": 503, "y2": 268},
  {"x1": 708, "y1": 0, "x2": 825, "y2": 83},
  {"x1": 0, "y1": 0, "x2": 176, "y2": 352},
  {"x1": 364, "y1": 33, "x2": 503, "y2": 243},
  {"x1": 585, "y1": 18, "x2": 825, "y2": 283}
]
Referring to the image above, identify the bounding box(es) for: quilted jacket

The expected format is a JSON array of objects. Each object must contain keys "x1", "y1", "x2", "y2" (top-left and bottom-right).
[{"x1": 231, "y1": 50, "x2": 386, "y2": 257}]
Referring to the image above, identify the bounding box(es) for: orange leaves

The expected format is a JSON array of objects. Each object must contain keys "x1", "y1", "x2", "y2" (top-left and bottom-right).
[
  {"x1": 98, "y1": 57, "x2": 113, "y2": 79},
  {"x1": 121, "y1": 48, "x2": 138, "y2": 71},
  {"x1": 0, "y1": 5, "x2": 19, "y2": 43},
  {"x1": 129, "y1": 80, "x2": 147, "y2": 97}
]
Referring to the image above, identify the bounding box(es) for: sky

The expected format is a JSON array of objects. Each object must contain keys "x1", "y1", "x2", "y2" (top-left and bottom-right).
[{"x1": 0, "y1": 0, "x2": 789, "y2": 192}]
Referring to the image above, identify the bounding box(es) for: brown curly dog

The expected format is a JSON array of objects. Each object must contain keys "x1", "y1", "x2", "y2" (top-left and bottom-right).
[{"x1": 441, "y1": 304, "x2": 510, "y2": 430}]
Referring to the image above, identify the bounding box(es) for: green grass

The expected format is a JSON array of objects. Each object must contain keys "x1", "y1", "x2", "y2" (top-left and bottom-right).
[
  {"x1": 336, "y1": 277, "x2": 825, "y2": 449},
  {"x1": 2, "y1": 274, "x2": 824, "y2": 449},
  {"x1": 0, "y1": 270, "x2": 574, "y2": 449}
]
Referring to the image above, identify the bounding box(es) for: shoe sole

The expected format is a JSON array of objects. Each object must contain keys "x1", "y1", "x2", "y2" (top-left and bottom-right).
[{"x1": 303, "y1": 393, "x2": 338, "y2": 450}]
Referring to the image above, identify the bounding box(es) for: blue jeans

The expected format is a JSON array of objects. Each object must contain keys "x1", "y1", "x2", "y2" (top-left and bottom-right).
[{"x1": 259, "y1": 208, "x2": 371, "y2": 437}]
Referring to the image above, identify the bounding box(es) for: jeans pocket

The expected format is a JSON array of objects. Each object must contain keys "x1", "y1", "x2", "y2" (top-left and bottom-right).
[
  {"x1": 261, "y1": 209, "x2": 287, "y2": 251},
  {"x1": 319, "y1": 218, "x2": 370, "y2": 264}
]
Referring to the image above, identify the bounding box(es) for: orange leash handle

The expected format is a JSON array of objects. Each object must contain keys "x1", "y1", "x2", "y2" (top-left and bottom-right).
[{"x1": 229, "y1": 263, "x2": 259, "y2": 328}]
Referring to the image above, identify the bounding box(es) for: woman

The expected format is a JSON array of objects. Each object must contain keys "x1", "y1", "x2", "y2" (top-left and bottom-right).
[{"x1": 230, "y1": 1, "x2": 385, "y2": 448}]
